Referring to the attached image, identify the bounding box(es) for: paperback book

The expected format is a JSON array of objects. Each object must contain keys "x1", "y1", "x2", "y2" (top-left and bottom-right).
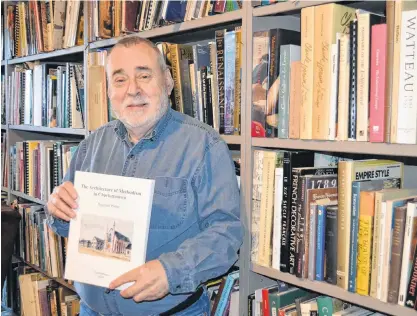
[{"x1": 65, "y1": 171, "x2": 155, "y2": 290}]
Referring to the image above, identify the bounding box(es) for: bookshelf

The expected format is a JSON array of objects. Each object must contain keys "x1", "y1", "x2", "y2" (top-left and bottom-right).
[
  {"x1": 13, "y1": 256, "x2": 76, "y2": 292},
  {"x1": 2, "y1": 1, "x2": 417, "y2": 315},
  {"x1": 252, "y1": 263, "x2": 417, "y2": 316},
  {"x1": 8, "y1": 125, "x2": 87, "y2": 136},
  {"x1": 252, "y1": 138, "x2": 417, "y2": 158}
]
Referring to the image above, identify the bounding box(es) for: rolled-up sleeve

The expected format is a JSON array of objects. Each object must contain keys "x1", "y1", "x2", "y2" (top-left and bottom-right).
[
  {"x1": 158, "y1": 140, "x2": 243, "y2": 294},
  {"x1": 45, "y1": 141, "x2": 86, "y2": 238}
]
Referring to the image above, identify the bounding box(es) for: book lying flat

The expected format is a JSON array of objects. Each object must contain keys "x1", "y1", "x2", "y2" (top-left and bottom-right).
[{"x1": 65, "y1": 171, "x2": 155, "y2": 290}]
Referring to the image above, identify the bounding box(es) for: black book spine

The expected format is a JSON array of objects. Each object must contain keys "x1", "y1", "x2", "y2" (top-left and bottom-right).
[
  {"x1": 325, "y1": 205, "x2": 338, "y2": 285},
  {"x1": 280, "y1": 151, "x2": 291, "y2": 272},
  {"x1": 215, "y1": 30, "x2": 225, "y2": 134},
  {"x1": 405, "y1": 243, "x2": 417, "y2": 309},
  {"x1": 348, "y1": 19, "x2": 358, "y2": 140}
]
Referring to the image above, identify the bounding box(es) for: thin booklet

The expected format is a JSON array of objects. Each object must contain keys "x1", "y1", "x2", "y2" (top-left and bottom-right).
[{"x1": 65, "y1": 171, "x2": 155, "y2": 290}]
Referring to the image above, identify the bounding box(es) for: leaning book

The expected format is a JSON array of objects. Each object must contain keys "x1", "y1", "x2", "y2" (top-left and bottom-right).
[{"x1": 65, "y1": 171, "x2": 155, "y2": 290}]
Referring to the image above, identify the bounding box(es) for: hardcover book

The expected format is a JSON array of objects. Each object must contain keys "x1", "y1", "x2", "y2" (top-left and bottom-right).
[{"x1": 65, "y1": 171, "x2": 155, "y2": 290}]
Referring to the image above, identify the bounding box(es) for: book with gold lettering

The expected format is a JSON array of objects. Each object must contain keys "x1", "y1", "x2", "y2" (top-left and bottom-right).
[{"x1": 65, "y1": 171, "x2": 155, "y2": 289}]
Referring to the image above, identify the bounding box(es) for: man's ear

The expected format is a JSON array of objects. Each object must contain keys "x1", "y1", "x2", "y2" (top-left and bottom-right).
[{"x1": 164, "y1": 69, "x2": 174, "y2": 96}]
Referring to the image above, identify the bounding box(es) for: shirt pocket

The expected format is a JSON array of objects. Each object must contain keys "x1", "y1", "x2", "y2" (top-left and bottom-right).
[{"x1": 150, "y1": 176, "x2": 188, "y2": 230}]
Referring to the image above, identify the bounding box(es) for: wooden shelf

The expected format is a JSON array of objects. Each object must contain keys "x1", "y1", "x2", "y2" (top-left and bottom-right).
[
  {"x1": 252, "y1": 263, "x2": 416, "y2": 316},
  {"x1": 2, "y1": 186, "x2": 9, "y2": 192},
  {"x1": 253, "y1": 0, "x2": 336, "y2": 16},
  {"x1": 222, "y1": 135, "x2": 242, "y2": 145},
  {"x1": 252, "y1": 138, "x2": 417, "y2": 158},
  {"x1": 7, "y1": 45, "x2": 85, "y2": 65},
  {"x1": 9, "y1": 125, "x2": 86, "y2": 136},
  {"x1": 90, "y1": 9, "x2": 242, "y2": 49},
  {"x1": 11, "y1": 190, "x2": 46, "y2": 205},
  {"x1": 14, "y1": 256, "x2": 76, "y2": 292}
]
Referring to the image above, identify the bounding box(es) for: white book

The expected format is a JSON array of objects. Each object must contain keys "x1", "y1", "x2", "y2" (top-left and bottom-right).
[
  {"x1": 272, "y1": 167, "x2": 283, "y2": 270},
  {"x1": 65, "y1": 171, "x2": 155, "y2": 290},
  {"x1": 329, "y1": 36, "x2": 340, "y2": 141},
  {"x1": 398, "y1": 201, "x2": 417, "y2": 305},
  {"x1": 396, "y1": 10, "x2": 417, "y2": 144}
]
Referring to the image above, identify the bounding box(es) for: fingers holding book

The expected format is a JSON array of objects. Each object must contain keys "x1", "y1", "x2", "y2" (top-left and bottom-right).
[
  {"x1": 109, "y1": 259, "x2": 169, "y2": 303},
  {"x1": 47, "y1": 181, "x2": 78, "y2": 221}
]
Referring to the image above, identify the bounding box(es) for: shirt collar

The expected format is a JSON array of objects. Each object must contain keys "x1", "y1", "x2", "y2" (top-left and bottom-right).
[{"x1": 114, "y1": 107, "x2": 173, "y2": 143}]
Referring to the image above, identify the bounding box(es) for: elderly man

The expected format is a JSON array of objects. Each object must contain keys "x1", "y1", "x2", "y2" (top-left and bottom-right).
[{"x1": 46, "y1": 36, "x2": 243, "y2": 315}]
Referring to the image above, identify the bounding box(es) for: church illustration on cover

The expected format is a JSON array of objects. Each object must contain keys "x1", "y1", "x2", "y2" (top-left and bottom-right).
[{"x1": 79, "y1": 220, "x2": 132, "y2": 262}]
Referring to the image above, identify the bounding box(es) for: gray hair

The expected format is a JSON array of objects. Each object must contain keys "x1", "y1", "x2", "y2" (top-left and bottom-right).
[{"x1": 106, "y1": 36, "x2": 168, "y2": 72}]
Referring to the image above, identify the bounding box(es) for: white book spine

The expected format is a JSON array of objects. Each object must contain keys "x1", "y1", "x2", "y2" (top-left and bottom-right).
[
  {"x1": 376, "y1": 201, "x2": 387, "y2": 300},
  {"x1": 329, "y1": 39, "x2": 340, "y2": 140},
  {"x1": 272, "y1": 167, "x2": 283, "y2": 270},
  {"x1": 396, "y1": 10, "x2": 417, "y2": 144},
  {"x1": 398, "y1": 202, "x2": 417, "y2": 305}
]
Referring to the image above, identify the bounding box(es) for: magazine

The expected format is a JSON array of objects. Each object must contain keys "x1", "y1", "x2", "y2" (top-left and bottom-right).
[{"x1": 65, "y1": 171, "x2": 155, "y2": 290}]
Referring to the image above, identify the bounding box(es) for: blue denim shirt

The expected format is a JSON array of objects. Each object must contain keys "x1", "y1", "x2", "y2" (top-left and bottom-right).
[{"x1": 46, "y1": 108, "x2": 243, "y2": 315}]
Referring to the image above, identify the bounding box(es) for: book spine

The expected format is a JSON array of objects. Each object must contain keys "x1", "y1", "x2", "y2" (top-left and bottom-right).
[
  {"x1": 396, "y1": 10, "x2": 417, "y2": 144},
  {"x1": 369, "y1": 24, "x2": 387, "y2": 143},
  {"x1": 399, "y1": 206, "x2": 417, "y2": 305},
  {"x1": 356, "y1": 191, "x2": 375, "y2": 296},
  {"x1": 387, "y1": 206, "x2": 407, "y2": 303},
  {"x1": 280, "y1": 152, "x2": 291, "y2": 272},
  {"x1": 405, "y1": 242, "x2": 417, "y2": 309},
  {"x1": 316, "y1": 204, "x2": 326, "y2": 281},
  {"x1": 289, "y1": 61, "x2": 301, "y2": 140},
  {"x1": 337, "y1": 161, "x2": 351, "y2": 290},
  {"x1": 300, "y1": 6, "x2": 315, "y2": 140},
  {"x1": 278, "y1": 45, "x2": 290, "y2": 139},
  {"x1": 308, "y1": 204, "x2": 317, "y2": 280},
  {"x1": 348, "y1": 19, "x2": 358, "y2": 140},
  {"x1": 325, "y1": 205, "x2": 338, "y2": 285},
  {"x1": 233, "y1": 29, "x2": 242, "y2": 135},
  {"x1": 224, "y1": 30, "x2": 236, "y2": 135},
  {"x1": 215, "y1": 30, "x2": 225, "y2": 134},
  {"x1": 348, "y1": 182, "x2": 360, "y2": 292},
  {"x1": 266, "y1": 29, "x2": 278, "y2": 138},
  {"x1": 296, "y1": 175, "x2": 306, "y2": 278},
  {"x1": 289, "y1": 168, "x2": 300, "y2": 274}
]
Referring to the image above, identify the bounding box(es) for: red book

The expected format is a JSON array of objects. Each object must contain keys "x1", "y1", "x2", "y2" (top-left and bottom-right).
[{"x1": 369, "y1": 24, "x2": 387, "y2": 143}]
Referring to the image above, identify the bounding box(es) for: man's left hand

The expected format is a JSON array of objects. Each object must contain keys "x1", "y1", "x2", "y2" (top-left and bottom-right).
[{"x1": 109, "y1": 260, "x2": 169, "y2": 302}]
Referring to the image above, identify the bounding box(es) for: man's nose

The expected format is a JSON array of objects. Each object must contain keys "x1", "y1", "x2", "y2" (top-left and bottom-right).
[{"x1": 127, "y1": 78, "x2": 141, "y2": 96}]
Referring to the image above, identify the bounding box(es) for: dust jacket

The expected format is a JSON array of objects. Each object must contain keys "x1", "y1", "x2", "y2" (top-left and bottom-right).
[{"x1": 64, "y1": 171, "x2": 155, "y2": 290}]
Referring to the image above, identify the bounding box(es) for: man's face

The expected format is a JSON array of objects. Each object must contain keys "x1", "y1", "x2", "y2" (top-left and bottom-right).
[{"x1": 107, "y1": 43, "x2": 172, "y2": 130}]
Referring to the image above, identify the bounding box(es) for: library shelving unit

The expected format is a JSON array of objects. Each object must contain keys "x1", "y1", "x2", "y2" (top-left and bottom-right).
[{"x1": 2, "y1": 1, "x2": 417, "y2": 316}]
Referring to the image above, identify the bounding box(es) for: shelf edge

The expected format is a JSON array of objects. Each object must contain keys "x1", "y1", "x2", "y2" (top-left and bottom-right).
[{"x1": 252, "y1": 263, "x2": 416, "y2": 316}]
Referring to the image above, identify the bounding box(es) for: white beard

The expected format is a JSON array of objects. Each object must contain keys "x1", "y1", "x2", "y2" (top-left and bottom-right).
[{"x1": 112, "y1": 92, "x2": 169, "y2": 131}]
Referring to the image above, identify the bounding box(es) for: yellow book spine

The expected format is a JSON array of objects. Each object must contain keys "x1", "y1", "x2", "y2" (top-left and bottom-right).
[{"x1": 356, "y1": 191, "x2": 375, "y2": 295}]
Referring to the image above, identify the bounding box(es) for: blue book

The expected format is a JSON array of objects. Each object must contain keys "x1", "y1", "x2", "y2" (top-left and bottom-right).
[{"x1": 316, "y1": 204, "x2": 327, "y2": 281}]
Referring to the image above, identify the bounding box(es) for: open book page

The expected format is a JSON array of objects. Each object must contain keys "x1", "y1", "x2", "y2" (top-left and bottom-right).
[{"x1": 65, "y1": 171, "x2": 155, "y2": 290}]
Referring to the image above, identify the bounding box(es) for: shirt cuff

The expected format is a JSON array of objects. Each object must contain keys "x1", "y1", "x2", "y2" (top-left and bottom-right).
[
  {"x1": 45, "y1": 207, "x2": 69, "y2": 237},
  {"x1": 158, "y1": 251, "x2": 195, "y2": 294}
]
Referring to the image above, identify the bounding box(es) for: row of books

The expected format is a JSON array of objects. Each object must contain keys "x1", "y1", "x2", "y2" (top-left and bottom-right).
[
  {"x1": 7, "y1": 62, "x2": 85, "y2": 129},
  {"x1": 4, "y1": 260, "x2": 79, "y2": 316},
  {"x1": 252, "y1": 1, "x2": 417, "y2": 144},
  {"x1": 207, "y1": 270, "x2": 240, "y2": 316},
  {"x1": 250, "y1": 282, "x2": 385, "y2": 316},
  {"x1": 10, "y1": 140, "x2": 79, "y2": 202},
  {"x1": 14, "y1": 202, "x2": 70, "y2": 282},
  {"x1": 87, "y1": 27, "x2": 242, "y2": 134},
  {"x1": 3, "y1": 1, "x2": 84, "y2": 60},
  {"x1": 88, "y1": 0, "x2": 241, "y2": 42},
  {"x1": 1, "y1": 74, "x2": 5, "y2": 125},
  {"x1": 251, "y1": 150, "x2": 417, "y2": 308},
  {"x1": 1, "y1": 133, "x2": 7, "y2": 188}
]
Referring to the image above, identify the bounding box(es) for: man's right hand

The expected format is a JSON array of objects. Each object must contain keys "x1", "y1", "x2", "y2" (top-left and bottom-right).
[{"x1": 46, "y1": 181, "x2": 78, "y2": 221}]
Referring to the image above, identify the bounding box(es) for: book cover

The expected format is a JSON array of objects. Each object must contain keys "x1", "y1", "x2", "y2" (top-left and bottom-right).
[{"x1": 65, "y1": 171, "x2": 155, "y2": 290}]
